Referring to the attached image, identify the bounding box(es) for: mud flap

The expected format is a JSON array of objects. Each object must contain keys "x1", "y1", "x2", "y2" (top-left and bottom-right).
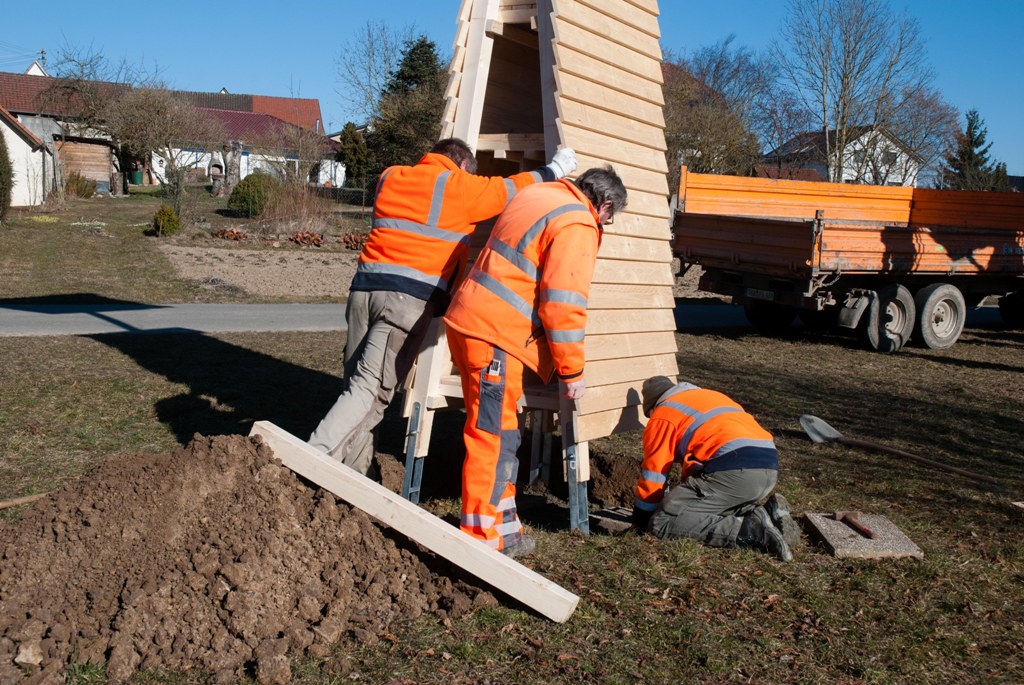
[{"x1": 838, "y1": 292, "x2": 870, "y2": 329}]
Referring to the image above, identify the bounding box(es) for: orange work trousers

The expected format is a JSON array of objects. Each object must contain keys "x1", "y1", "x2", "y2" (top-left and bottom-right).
[{"x1": 447, "y1": 327, "x2": 525, "y2": 551}]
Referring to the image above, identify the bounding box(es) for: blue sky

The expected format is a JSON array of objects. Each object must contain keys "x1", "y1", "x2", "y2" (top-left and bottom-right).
[{"x1": 2, "y1": 1, "x2": 1021, "y2": 174}]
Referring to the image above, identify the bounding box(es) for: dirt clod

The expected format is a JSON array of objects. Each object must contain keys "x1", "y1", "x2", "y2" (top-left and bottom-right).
[{"x1": 0, "y1": 434, "x2": 481, "y2": 683}]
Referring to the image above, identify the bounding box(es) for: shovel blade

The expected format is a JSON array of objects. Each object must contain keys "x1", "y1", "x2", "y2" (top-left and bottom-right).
[{"x1": 800, "y1": 414, "x2": 844, "y2": 444}]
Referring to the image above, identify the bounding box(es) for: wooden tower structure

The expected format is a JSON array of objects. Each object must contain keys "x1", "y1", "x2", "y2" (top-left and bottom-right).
[{"x1": 402, "y1": 0, "x2": 678, "y2": 529}]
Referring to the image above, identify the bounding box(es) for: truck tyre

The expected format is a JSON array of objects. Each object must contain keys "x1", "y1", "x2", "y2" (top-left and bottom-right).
[
  {"x1": 744, "y1": 301, "x2": 797, "y2": 335},
  {"x1": 859, "y1": 284, "x2": 915, "y2": 353},
  {"x1": 913, "y1": 283, "x2": 966, "y2": 349},
  {"x1": 998, "y1": 291, "x2": 1024, "y2": 329}
]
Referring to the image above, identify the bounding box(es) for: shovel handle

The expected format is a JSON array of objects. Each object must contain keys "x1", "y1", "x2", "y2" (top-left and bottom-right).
[{"x1": 839, "y1": 437, "x2": 1000, "y2": 485}]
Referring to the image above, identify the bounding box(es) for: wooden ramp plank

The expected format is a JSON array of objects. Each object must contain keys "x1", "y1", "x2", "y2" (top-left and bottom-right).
[{"x1": 249, "y1": 421, "x2": 579, "y2": 623}]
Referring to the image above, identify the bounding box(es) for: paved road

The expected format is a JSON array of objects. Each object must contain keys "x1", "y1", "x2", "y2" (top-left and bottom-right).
[{"x1": 0, "y1": 301, "x2": 1004, "y2": 337}]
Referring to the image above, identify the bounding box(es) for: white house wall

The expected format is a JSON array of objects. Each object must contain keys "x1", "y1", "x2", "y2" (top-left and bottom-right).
[{"x1": 1, "y1": 122, "x2": 48, "y2": 207}]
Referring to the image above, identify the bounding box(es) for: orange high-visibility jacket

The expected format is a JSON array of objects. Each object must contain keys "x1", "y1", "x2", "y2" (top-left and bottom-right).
[
  {"x1": 444, "y1": 179, "x2": 602, "y2": 382},
  {"x1": 351, "y1": 153, "x2": 551, "y2": 303},
  {"x1": 634, "y1": 384, "x2": 778, "y2": 513}
]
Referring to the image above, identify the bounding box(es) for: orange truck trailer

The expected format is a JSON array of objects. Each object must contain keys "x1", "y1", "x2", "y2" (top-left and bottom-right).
[{"x1": 672, "y1": 167, "x2": 1024, "y2": 352}]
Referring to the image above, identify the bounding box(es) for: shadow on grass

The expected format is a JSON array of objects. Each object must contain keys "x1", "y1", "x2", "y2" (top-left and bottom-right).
[{"x1": 86, "y1": 328, "x2": 342, "y2": 447}]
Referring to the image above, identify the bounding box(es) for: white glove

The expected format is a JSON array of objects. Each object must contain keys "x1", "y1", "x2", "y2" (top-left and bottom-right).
[
  {"x1": 562, "y1": 377, "x2": 586, "y2": 400},
  {"x1": 547, "y1": 147, "x2": 578, "y2": 179}
]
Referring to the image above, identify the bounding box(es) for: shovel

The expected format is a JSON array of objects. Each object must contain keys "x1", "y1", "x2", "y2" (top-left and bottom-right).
[{"x1": 799, "y1": 414, "x2": 1000, "y2": 485}]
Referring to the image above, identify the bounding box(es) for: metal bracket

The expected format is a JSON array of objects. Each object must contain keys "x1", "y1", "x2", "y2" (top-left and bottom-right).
[{"x1": 402, "y1": 402, "x2": 425, "y2": 504}]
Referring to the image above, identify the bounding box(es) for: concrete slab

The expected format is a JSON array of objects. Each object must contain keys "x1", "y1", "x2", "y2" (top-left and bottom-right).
[{"x1": 804, "y1": 512, "x2": 923, "y2": 560}]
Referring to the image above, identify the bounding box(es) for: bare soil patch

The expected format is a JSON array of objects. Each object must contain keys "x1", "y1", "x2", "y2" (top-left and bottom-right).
[
  {"x1": 0, "y1": 434, "x2": 489, "y2": 684},
  {"x1": 158, "y1": 245, "x2": 360, "y2": 300}
]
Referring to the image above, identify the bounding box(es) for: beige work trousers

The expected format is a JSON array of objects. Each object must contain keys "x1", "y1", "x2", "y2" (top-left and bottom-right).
[{"x1": 308, "y1": 290, "x2": 436, "y2": 474}]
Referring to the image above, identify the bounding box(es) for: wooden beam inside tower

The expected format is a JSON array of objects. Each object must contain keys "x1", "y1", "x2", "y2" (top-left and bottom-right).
[{"x1": 414, "y1": 0, "x2": 677, "y2": 454}]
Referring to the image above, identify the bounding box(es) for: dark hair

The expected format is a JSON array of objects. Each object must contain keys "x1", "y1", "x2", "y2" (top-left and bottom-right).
[
  {"x1": 575, "y1": 166, "x2": 628, "y2": 216},
  {"x1": 430, "y1": 138, "x2": 477, "y2": 173}
]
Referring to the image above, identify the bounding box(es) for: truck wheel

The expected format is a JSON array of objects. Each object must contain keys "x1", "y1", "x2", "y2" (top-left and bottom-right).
[
  {"x1": 913, "y1": 283, "x2": 965, "y2": 349},
  {"x1": 744, "y1": 301, "x2": 797, "y2": 335},
  {"x1": 998, "y1": 292, "x2": 1024, "y2": 329},
  {"x1": 859, "y1": 284, "x2": 915, "y2": 353}
]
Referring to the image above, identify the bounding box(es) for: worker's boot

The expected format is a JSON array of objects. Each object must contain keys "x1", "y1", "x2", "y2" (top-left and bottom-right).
[
  {"x1": 502, "y1": 535, "x2": 536, "y2": 560},
  {"x1": 738, "y1": 507, "x2": 793, "y2": 562},
  {"x1": 765, "y1": 493, "x2": 800, "y2": 548}
]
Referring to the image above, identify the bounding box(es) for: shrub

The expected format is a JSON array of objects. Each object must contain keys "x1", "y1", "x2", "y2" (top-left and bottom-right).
[
  {"x1": 0, "y1": 130, "x2": 12, "y2": 222},
  {"x1": 152, "y1": 203, "x2": 181, "y2": 236},
  {"x1": 64, "y1": 171, "x2": 96, "y2": 199},
  {"x1": 227, "y1": 172, "x2": 280, "y2": 218}
]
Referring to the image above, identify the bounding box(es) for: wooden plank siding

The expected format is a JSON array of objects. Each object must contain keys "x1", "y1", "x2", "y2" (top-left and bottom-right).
[
  {"x1": 436, "y1": 0, "x2": 677, "y2": 444},
  {"x1": 59, "y1": 140, "x2": 111, "y2": 184}
]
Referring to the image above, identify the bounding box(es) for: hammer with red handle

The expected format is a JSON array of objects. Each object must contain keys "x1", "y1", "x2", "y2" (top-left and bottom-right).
[{"x1": 833, "y1": 511, "x2": 874, "y2": 539}]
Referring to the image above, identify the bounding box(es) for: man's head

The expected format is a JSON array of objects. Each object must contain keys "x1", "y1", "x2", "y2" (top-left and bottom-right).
[
  {"x1": 641, "y1": 375, "x2": 677, "y2": 417},
  {"x1": 575, "y1": 166, "x2": 628, "y2": 225},
  {"x1": 431, "y1": 138, "x2": 478, "y2": 173}
]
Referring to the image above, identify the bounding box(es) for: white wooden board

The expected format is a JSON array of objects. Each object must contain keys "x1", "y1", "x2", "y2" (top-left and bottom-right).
[{"x1": 249, "y1": 421, "x2": 580, "y2": 623}]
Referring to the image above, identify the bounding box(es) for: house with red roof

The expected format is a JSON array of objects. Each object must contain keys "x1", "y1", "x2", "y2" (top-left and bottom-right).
[
  {"x1": 0, "y1": 69, "x2": 339, "y2": 195},
  {"x1": 0, "y1": 104, "x2": 53, "y2": 206}
]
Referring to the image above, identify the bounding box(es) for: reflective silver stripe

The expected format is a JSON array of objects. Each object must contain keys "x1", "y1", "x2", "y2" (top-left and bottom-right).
[
  {"x1": 515, "y1": 203, "x2": 588, "y2": 252},
  {"x1": 641, "y1": 469, "x2": 667, "y2": 484},
  {"x1": 469, "y1": 270, "x2": 541, "y2": 326},
  {"x1": 426, "y1": 170, "x2": 451, "y2": 227},
  {"x1": 461, "y1": 513, "x2": 496, "y2": 528},
  {"x1": 546, "y1": 328, "x2": 585, "y2": 343},
  {"x1": 504, "y1": 178, "x2": 517, "y2": 201},
  {"x1": 541, "y1": 289, "x2": 588, "y2": 308},
  {"x1": 654, "y1": 382, "x2": 700, "y2": 409},
  {"x1": 489, "y1": 239, "x2": 538, "y2": 280},
  {"x1": 496, "y1": 495, "x2": 517, "y2": 512},
  {"x1": 357, "y1": 262, "x2": 448, "y2": 290},
  {"x1": 373, "y1": 217, "x2": 469, "y2": 244},
  {"x1": 373, "y1": 168, "x2": 395, "y2": 205},
  {"x1": 529, "y1": 170, "x2": 545, "y2": 183},
  {"x1": 663, "y1": 400, "x2": 703, "y2": 419},
  {"x1": 678, "y1": 406, "x2": 742, "y2": 453},
  {"x1": 712, "y1": 438, "x2": 777, "y2": 458},
  {"x1": 496, "y1": 520, "x2": 521, "y2": 536},
  {"x1": 633, "y1": 498, "x2": 658, "y2": 512}
]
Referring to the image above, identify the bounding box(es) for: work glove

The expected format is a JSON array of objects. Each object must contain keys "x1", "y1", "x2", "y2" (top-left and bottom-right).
[
  {"x1": 546, "y1": 147, "x2": 578, "y2": 179},
  {"x1": 631, "y1": 505, "x2": 653, "y2": 532},
  {"x1": 562, "y1": 377, "x2": 586, "y2": 400}
]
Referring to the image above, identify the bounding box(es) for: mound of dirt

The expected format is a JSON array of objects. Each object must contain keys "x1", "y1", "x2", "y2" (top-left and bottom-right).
[{"x1": 0, "y1": 435, "x2": 489, "y2": 684}]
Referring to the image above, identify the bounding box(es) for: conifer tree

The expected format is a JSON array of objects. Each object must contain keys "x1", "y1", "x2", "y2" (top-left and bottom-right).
[
  {"x1": 335, "y1": 122, "x2": 371, "y2": 183},
  {"x1": 365, "y1": 36, "x2": 445, "y2": 175},
  {"x1": 939, "y1": 109, "x2": 1007, "y2": 191},
  {"x1": 0, "y1": 131, "x2": 12, "y2": 223}
]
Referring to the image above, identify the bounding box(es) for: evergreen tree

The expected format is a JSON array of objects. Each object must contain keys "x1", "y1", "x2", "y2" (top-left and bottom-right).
[
  {"x1": 0, "y1": 130, "x2": 12, "y2": 223},
  {"x1": 365, "y1": 35, "x2": 445, "y2": 176},
  {"x1": 335, "y1": 122, "x2": 371, "y2": 183},
  {"x1": 385, "y1": 37, "x2": 443, "y2": 94},
  {"x1": 990, "y1": 161, "x2": 1012, "y2": 193},
  {"x1": 939, "y1": 109, "x2": 1007, "y2": 191}
]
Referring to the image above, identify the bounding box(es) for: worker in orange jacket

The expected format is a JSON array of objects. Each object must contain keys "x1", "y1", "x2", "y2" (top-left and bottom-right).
[
  {"x1": 309, "y1": 138, "x2": 578, "y2": 475},
  {"x1": 444, "y1": 166, "x2": 628, "y2": 556},
  {"x1": 632, "y1": 376, "x2": 798, "y2": 561}
]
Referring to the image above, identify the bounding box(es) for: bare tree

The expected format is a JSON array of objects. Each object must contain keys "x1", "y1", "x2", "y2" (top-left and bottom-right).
[
  {"x1": 772, "y1": 0, "x2": 947, "y2": 183},
  {"x1": 335, "y1": 22, "x2": 417, "y2": 124},
  {"x1": 662, "y1": 53, "x2": 762, "y2": 191},
  {"x1": 104, "y1": 88, "x2": 224, "y2": 214}
]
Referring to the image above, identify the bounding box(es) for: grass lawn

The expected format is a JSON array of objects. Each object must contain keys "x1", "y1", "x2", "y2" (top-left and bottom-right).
[
  {"x1": 0, "y1": 187, "x2": 370, "y2": 305},
  {"x1": 1, "y1": 319, "x2": 1022, "y2": 684}
]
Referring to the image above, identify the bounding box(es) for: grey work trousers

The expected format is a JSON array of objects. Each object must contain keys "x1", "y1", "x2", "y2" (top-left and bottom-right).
[
  {"x1": 308, "y1": 290, "x2": 436, "y2": 474},
  {"x1": 649, "y1": 468, "x2": 777, "y2": 547}
]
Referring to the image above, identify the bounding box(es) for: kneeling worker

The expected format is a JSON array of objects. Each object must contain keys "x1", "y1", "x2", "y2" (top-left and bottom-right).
[{"x1": 632, "y1": 376, "x2": 798, "y2": 561}]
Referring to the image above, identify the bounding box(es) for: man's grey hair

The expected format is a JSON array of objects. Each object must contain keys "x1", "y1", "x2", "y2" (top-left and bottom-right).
[{"x1": 575, "y1": 165, "x2": 628, "y2": 217}]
